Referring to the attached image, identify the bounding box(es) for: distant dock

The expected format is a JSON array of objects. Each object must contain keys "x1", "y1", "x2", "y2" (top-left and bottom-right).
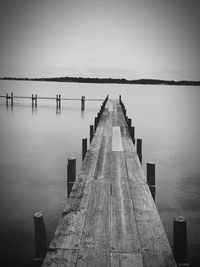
[{"x1": 42, "y1": 97, "x2": 177, "y2": 266}]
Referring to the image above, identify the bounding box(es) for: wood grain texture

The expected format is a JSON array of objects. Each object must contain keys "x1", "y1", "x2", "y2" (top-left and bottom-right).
[{"x1": 43, "y1": 99, "x2": 177, "y2": 267}]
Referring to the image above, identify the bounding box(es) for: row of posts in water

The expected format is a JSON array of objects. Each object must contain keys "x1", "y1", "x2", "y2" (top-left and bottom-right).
[
  {"x1": 3, "y1": 92, "x2": 106, "y2": 110},
  {"x1": 33, "y1": 94, "x2": 189, "y2": 266}
]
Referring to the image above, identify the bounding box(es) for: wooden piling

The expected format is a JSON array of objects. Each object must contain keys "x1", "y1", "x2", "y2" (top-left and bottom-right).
[
  {"x1": 128, "y1": 118, "x2": 132, "y2": 130},
  {"x1": 136, "y1": 138, "x2": 142, "y2": 163},
  {"x1": 67, "y1": 157, "x2": 76, "y2": 197},
  {"x1": 173, "y1": 216, "x2": 188, "y2": 265},
  {"x1": 90, "y1": 125, "x2": 94, "y2": 143},
  {"x1": 130, "y1": 126, "x2": 135, "y2": 144},
  {"x1": 94, "y1": 117, "x2": 98, "y2": 131},
  {"x1": 6, "y1": 93, "x2": 8, "y2": 105},
  {"x1": 82, "y1": 138, "x2": 87, "y2": 161},
  {"x1": 35, "y1": 94, "x2": 37, "y2": 106},
  {"x1": 59, "y1": 94, "x2": 61, "y2": 108},
  {"x1": 11, "y1": 93, "x2": 14, "y2": 105},
  {"x1": 147, "y1": 162, "x2": 156, "y2": 201},
  {"x1": 81, "y1": 96, "x2": 85, "y2": 111},
  {"x1": 34, "y1": 211, "x2": 47, "y2": 260}
]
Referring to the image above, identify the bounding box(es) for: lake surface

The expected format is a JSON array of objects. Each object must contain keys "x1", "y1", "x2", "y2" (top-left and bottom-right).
[{"x1": 0, "y1": 80, "x2": 200, "y2": 266}]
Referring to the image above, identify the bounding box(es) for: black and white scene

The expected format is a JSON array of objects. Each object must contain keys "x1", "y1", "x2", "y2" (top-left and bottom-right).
[{"x1": 0, "y1": 0, "x2": 200, "y2": 266}]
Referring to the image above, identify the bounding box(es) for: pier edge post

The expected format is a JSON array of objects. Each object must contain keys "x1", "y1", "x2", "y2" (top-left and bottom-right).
[
  {"x1": 67, "y1": 157, "x2": 76, "y2": 197},
  {"x1": 136, "y1": 138, "x2": 142, "y2": 163},
  {"x1": 131, "y1": 126, "x2": 135, "y2": 144},
  {"x1": 90, "y1": 125, "x2": 94, "y2": 143},
  {"x1": 173, "y1": 216, "x2": 188, "y2": 266},
  {"x1": 34, "y1": 211, "x2": 47, "y2": 261},
  {"x1": 147, "y1": 162, "x2": 156, "y2": 201},
  {"x1": 82, "y1": 138, "x2": 87, "y2": 161}
]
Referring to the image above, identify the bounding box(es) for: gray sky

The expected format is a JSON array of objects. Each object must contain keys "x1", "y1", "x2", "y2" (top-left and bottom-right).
[{"x1": 0, "y1": 0, "x2": 199, "y2": 80}]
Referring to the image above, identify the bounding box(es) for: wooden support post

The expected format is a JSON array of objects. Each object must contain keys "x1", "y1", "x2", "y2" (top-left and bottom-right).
[
  {"x1": 136, "y1": 138, "x2": 142, "y2": 163},
  {"x1": 130, "y1": 126, "x2": 135, "y2": 144},
  {"x1": 90, "y1": 125, "x2": 94, "y2": 143},
  {"x1": 11, "y1": 92, "x2": 14, "y2": 106},
  {"x1": 173, "y1": 216, "x2": 188, "y2": 266},
  {"x1": 82, "y1": 138, "x2": 87, "y2": 161},
  {"x1": 56, "y1": 94, "x2": 58, "y2": 107},
  {"x1": 119, "y1": 94, "x2": 121, "y2": 102},
  {"x1": 32, "y1": 94, "x2": 34, "y2": 106},
  {"x1": 67, "y1": 157, "x2": 76, "y2": 197},
  {"x1": 94, "y1": 117, "x2": 98, "y2": 131},
  {"x1": 147, "y1": 162, "x2": 156, "y2": 201},
  {"x1": 81, "y1": 96, "x2": 85, "y2": 111},
  {"x1": 59, "y1": 94, "x2": 61, "y2": 108},
  {"x1": 34, "y1": 211, "x2": 47, "y2": 260},
  {"x1": 128, "y1": 118, "x2": 132, "y2": 130},
  {"x1": 6, "y1": 93, "x2": 8, "y2": 105},
  {"x1": 35, "y1": 94, "x2": 37, "y2": 107}
]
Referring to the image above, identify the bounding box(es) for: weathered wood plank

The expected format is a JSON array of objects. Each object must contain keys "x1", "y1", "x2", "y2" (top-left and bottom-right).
[
  {"x1": 80, "y1": 180, "x2": 110, "y2": 250},
  {"x1": 112, "y1": 127, "x2": 123, "y2": 151},
  {"x1": 111, "y1": 152, "x2": 141, "y2": 253},
  {"x1": 42, "y1": 249, "x2": 78, "y2": 267},
  {"x1": 111, "y1": 252, "x2": 143, "y2": 267},
  {"x1": 76, "y1": 249, "x2": 110, "y2": 267}
]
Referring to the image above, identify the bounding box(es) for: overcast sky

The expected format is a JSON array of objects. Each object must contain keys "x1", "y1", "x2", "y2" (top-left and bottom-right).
[{"x1": 0, "y1": 0, "x2": 199, "y2": 80}]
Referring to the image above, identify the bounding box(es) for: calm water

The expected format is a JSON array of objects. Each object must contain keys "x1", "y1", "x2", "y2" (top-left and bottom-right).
[{"x1": 0, "y1": 80, "x2": 200, "y2": 266}]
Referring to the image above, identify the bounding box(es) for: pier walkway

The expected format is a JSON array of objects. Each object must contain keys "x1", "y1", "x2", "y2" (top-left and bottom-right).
[{"x1": 43, "y1": 99, "x2": 176, "y2": 266}]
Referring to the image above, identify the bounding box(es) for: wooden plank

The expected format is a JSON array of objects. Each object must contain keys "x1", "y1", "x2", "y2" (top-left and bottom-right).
[
  {"x1": 48, "y1": 103, "x2": 110, "y2": 251},
  {"x1": 42, "y1": 249, "x2": 78, "y2": 267},
  {"x1": 112, "y1": 126, "x2": 123, "y2": 151},
  {"x1": 80, "y1": 180, "x2": 110, "y2": 250},
  {"x1": 76, "y1": 249, "x2": 110, "y2": 267},
  {"x1": 111, "y1": 152, "x2": 141, "y2": 253},
  {"x1": 111, "y1": 252, "x2": 143, "y2": 267}
]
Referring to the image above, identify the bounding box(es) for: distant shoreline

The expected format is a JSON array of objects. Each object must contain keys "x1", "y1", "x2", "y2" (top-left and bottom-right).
[{"x1": 0, "y1": 76, "x2": 200, "y2": 86}]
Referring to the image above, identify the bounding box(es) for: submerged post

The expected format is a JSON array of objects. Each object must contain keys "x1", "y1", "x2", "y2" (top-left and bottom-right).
[
  {"x1": 81, "y1": 96, "x2": 85, "y2": 111},
  {"x1": 136, "y1": 138, "x2": 142, "y2": 163},
  {"x1": 67, "y1": 157, "x2": 76, "y2": 197},
  {"x1": 173, "y1": 216, "x2": 188, "y2": 266},
  {"x1": 59, "y1": 94, "x2": 61, "y2": 108},
  {"x1": 147, "y1": 162, "x2": 156, "y2": 201},
  {"x1": 11, "y1": 92, "x2": 14, "y2": 106},
  {"x1": 6, "y1": 93, "x2": 8, "y2": 105},
  {"x1": 90, "y1": 125, "x2": 94, "y2": 143},
  {"x1": 34, "y1": 211, "x2": 47, "y2": 260},
  {"x1": 35, "y1": 94, "x2": 37, "y2": 107},
  {"x1": 82, "y1": 138, "x2": 87, "y2": 161}
]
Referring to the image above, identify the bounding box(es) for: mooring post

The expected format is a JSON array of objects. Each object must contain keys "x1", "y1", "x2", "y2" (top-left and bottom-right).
[
  {"x1": 82, "y1": 138, "x2": 87, "y2": 161},
  {"x1": 34, "y1": 211, "x2": 47, "y2": 261},
  {"x1": 11, "y1": 92, "x2": 14, "y2": 106},
  {"x1": 90, "y1": 125, "x2": 94, "y2": 143},
  {"x1": 131, "y1": 126, "x2": 135, "y2": 144},
  {"x1": 173, "y1": 216, "x2": 188, "y2": 266},
  {"x1": 6, "y1": 93, "x2": 8, "y2": 105},
  {"x1": 32, "y1": 94, "x2": 34, "y2": 106},
  {"x1": 147, "y1": 162, "x2": 156, "y2": 201},
  {"x1": 59, "y1": 94, "x2": 61, "y2": 108},
  {"x1": 35, "y1": 94, "x2": 37, "y2": 107},
  {"x1": 67, "y1": 157, "x2": 76, "y2": 197},
  {"x1": 81, "y1": 96, "x2": 85, "y2": 111},
  {"x1": 128, "y1": 118, "x2": 132, "y2": 131},
  {"x1": 56, "y1": 94, "x2": 58, "y2": 108},
  {"x1": 94, "y1": 117, "x2": 98, "y2": 132},
  {"x1": 136, "y1": 138, "x2": 142, "y2": 163}
]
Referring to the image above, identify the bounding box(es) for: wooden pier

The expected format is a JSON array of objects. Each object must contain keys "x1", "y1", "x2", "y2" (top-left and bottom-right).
[{"x1": 42, "y1": 98, "x2": 177, "y2": 266}]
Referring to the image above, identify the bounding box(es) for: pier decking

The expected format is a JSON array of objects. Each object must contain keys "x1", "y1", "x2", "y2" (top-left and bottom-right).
[{"x1": 43, "y1": 99, "x2": 177, "y2": 266}]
